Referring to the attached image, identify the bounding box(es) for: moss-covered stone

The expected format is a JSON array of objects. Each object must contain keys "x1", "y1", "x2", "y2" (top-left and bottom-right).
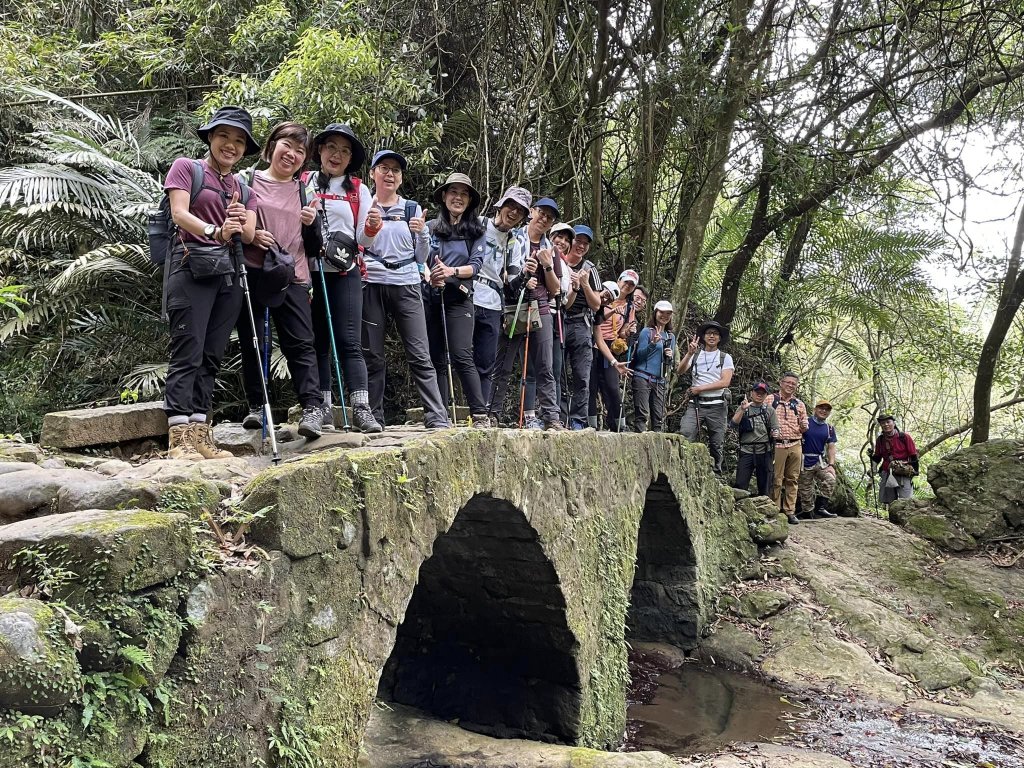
[{"x1": 0, "y1": 596, "x2": 81, "y2": 712}]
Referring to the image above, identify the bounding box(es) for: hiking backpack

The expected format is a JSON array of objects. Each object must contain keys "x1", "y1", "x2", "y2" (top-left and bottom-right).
[{"x1": 147, "y1": 160, "x2": 251, "y2": 265}]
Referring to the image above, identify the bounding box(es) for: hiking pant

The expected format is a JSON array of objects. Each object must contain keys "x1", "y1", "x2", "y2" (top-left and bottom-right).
[
  {"x1": 734, "y1": 447, "x2": 774, "y2": 497},
  {"x1": 680, "y1": 401, "x2": 728, "y2": 473},
  {"x1": 425, "y1": 293, "x2": 486, "y2": 415},
  {"x1": 632, "y1": 375, "x2": 665, "y2": 432},
  {"x1": 164, "y1": 257, "x2": 242, "y2": 418},
  {"x1": 879, "y1": 470, "x2": 913, "y2": 505},
  {"x1": 799, "y1": 463, "x2": 838, "y2": 512},
  {"x1": 563, "y1": 316, "x2": 593, "y2": 426},
  {"x1": 312, "y1": 268, "x2": 368, "y2": 400},
  {"x1": 488, "y1": 314, "x2": 557, "y2": 424},
  {"x1": 772, "y1": 442, "x2": 803, "y2": 514},
  {"x1": 473, "y1": 305, "x2": 501, "y2": 403},
  {"x1": 362, "y1": 282, "x2": 449, "y2": 428},
  {"x1": 237, "y1": 281, "x2": 321, "y2": 410},
  {"x1": 526, "y1": 331, "x2": 563, "y2": 415},
  {"x1": 589, "y1": 351, "x2": 622, "y2": 431}
]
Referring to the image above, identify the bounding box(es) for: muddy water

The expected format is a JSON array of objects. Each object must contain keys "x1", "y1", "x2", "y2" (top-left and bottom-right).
[{"x1": 621, "y1": 645, "x2": 797, "y2": 755}]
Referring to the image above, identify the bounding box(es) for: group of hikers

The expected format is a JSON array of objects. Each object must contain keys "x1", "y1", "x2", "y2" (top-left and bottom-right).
[
  {"x1": 157, "y1": 106, "x2": 681, "y2": 460},
  {"x1": 155, "y1": 105, "x2": 922, "y2": 515}
]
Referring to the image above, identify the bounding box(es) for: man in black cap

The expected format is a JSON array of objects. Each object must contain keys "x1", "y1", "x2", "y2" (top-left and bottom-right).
[
  {"x1": 731, "y1": 381, "x2": 780, "y2": 496},
  {"x1": 870, "y1": 414, "x2": 919, "y2": 505},
  {"x1": 677, "y1": 320, "x2": 734, "y2": 473}
]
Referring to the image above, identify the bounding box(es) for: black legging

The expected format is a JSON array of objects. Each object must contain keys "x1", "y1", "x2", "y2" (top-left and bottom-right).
[
  {"x1": 589, "y1": 351, "x2": 622, "y2": 430},
  {"x1": 311, "y1": 267, "x2": 368, "y2": 397},
  {"x1": 425, "y1": 291, "x2": 487, "y2": 414}
]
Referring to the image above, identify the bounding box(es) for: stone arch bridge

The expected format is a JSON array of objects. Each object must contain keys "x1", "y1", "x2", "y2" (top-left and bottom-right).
[{"x1": 0, "y1": 429, "x2": 762, "y2": 767}]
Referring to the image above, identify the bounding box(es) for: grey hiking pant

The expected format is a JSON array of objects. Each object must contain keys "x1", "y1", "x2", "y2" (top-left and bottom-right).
[
  {"x1": 487, "y1": 313, "x2": 558, "y2": 424},
  {"x1": 680, "y1": 400, "x2": 728, "y2": 473},
  {"x1": 362, "y1": 282, "x2": 450, "y2": 428}
]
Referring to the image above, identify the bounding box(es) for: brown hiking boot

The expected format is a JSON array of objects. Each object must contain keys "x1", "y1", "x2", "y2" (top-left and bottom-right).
[
  {"x1": 167, "y1": 423, "x2": 204, "y2": 461},
  {"x1": 191, "y1": 422, "x2": 233, "y2": 460}
]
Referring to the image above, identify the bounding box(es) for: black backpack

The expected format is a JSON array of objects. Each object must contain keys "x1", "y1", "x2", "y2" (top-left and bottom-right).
[{"x1": 147, "y1": 160, "x2": 251, "y2": 265}]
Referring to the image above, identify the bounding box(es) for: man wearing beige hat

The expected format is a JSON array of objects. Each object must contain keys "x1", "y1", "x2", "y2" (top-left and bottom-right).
[
  {"x1": 474, "y1": 185, "x2": 531, "y2": 401},
  {"x1": 797, "y1": 399, "x2": 839, "y2": 519}
]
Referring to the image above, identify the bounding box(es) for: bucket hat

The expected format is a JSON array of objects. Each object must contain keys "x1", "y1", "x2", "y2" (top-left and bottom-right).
[
  {"x1": 697, "y1": 319, "x2": 729, "y2": 344},
  {"x1": 371, "y1": 149, "x2": 407, "y2": 171},
  {"x1": 433, "y1": 172, "x2": 481, "y2": 210},
  {"x1": 494, "y1": 186, "x2": 532, "y2": 215},
  {"x1": 197, "y1": 106, "x2": 260, "y2": 156},
  {"x1": 311, "y1": 123, "x2": 366, "y2": 174}
]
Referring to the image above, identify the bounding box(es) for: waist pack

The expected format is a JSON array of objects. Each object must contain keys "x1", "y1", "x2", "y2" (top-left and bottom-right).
[
  {"x1": 890, "y1": 459, "x2": 917, "y2": 478},
  {"x1": 178, "y1": 243, "x2": 234, "y2": 281},
  {"x1": 250, "y1": 238, "x2": 295, "y2": 307},
  {"x1": 502, "y1": 299, "x2": 541, "y2": 337},
  {"x1": 323, "y1": 230, "x2": 359, "y2": 272}
]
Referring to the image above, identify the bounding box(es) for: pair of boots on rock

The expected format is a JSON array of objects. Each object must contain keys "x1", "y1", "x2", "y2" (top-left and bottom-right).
[
  {"x1": 168, "y1": 421, "x2": 232, "y2": 461},
  {"x1": 788, "y1": 495, "x2": 837, "y2": 525}
]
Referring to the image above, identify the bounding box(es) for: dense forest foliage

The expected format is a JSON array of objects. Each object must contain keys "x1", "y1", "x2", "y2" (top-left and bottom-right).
[{"x1": 1, "y1": 0, "x2": 1023, "y2": 499}]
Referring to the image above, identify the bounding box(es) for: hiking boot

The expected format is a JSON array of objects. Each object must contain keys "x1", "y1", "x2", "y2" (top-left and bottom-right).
[
  {"x1": 353, "y1": 405, "x2": 383, "y2": 433},
  {"x1": 786, "y1": 513, "x2": 799, "y2": 525},
  {"x1": 242, "y1": 408, "x2": 262, "y2": 430},
  {"x1": 317, "y1": 403, "x2": 336, "y2": 431},
  {"x1": 471, "y1": 413, "x2": 492, "y2": 429},
  {"x1": 167, "y1": 423, "x2": 204, "y2": 461},
  {"x1": 191, "y1": 423, "x2": 233, "y2": 460},
  {"x1": 544, "y1": 420, "x2": 567, "y2": 431},
  {"x1": 814, "y1": 496, "x2": 837, "y2": 518},
  {"x1": 298, "y1": 406, "x2": 323, "y2": 439},
  {"x1": 525, "y1": 416, "x2": 544, "y2": 431}
]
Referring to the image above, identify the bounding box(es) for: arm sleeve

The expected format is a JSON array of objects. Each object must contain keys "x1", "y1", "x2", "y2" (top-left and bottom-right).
[{"x1": 356, "y1": 188, "x2": 377, "y2": 247}]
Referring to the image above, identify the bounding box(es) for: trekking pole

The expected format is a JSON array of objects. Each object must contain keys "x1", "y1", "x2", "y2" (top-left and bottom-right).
[
  {"x1": 315, "y1": 258, "x2": 350, "y2": 430},
  {"x1": 437, "y1": 288, "x2": 458, "y2": 425},
  {"x1": 234, "y1": 236, "x2": 280, "y2": 464},
  {"x1": 261, "y1": 308, "x2": 271, "y2": 440},
  {"x1": 518, "y1": 309, "x2": 532, "y2": 428}
]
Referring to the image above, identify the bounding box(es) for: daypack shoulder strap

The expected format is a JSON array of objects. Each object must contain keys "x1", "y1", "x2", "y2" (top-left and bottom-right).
[
  {"x1": 404, "y1": 199, "x2": 417, "y2": 224},
  {"x1": 188, "y1": 160, "x2": 204, "y2": 206}
]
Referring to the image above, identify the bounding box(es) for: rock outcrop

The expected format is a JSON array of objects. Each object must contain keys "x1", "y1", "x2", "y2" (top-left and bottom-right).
[{"x1": 890, "y1": 439, "x2": 1024, "y2": 550}]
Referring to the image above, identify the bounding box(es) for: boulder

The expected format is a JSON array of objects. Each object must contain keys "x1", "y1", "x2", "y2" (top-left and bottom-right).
[
  {"x1": 697, "y1": 622, "x2": 764, "y2": 672},
  {"x1": 212, "y1": 423, "x2": 265, "y2": 456},
  {"x1": 923, "y1": 439, "x2": 1024, "y2": 543},
  {"x1": 0, "y1": 467, "x2": 103, "y2": 524},
  {"x1": 0, "y1": 596, "x2": 81, "y2": 711},
  {"x1": 735, "y1": 589, "x2": 791, "y2": 620},
  {"x1": 890, "y1": 647, "x2": 973, "y2": 691},
  {"x1": 41, "y1": 402, "x2": 169, "y2": 449},
  {"x1": 55, "y1": 477, "x2": 163, "y2": 515},
  {"x1": 737, "y1": 495, "x2": 789, "y2": 546},
  {"x1": 888, "y1": 503, "x2": 977, "y2": 551},
  {"x1": 0, "y1": 439, "x2": 44, "y2": 464},
  {"x1": 0, "y1": 509, "x2": 194, "y2": 593}
]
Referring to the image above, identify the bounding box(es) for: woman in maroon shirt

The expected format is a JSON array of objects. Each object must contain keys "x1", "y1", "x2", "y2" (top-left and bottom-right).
[{"x1": 163, "y1": 106, "x2": 258, "y2": 461}]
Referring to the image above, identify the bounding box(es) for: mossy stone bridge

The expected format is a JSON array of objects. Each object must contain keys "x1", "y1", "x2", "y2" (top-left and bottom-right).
[{"x1": 0, "y1": 429, "x2": 761, "y2": 767}]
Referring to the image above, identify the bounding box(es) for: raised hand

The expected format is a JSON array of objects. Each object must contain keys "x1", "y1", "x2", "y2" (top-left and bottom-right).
[
  {"x1": 687, "y1": 334, "x2": 699, "y2": 354},
  {"x1": 366, "y1": 196, "x2": 383, "y2": 230},
  {"x1": 537, "y1": 247, "x2": 554, "y2": 267},
  {"x1": 226, "y1": 189, "x2": 246, "y2": 223},
  {"x1": 409, "y1": 212, "x2": 426, "y2": 233},
  {"x1": 299, "y1": 195, "x2": 319, "y2": 226}
]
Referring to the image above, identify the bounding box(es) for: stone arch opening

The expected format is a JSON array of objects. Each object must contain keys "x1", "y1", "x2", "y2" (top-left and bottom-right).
[
  {"x1": 377, "y1": 494, "x2": 582, "y2": 743},
  {"x1": 628, "y1": 474, "x2": 700, "y2": 649}
]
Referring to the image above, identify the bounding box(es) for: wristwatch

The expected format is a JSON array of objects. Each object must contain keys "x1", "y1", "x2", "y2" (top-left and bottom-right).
[
  {"x1": 203, "y1": 224, "x2": 217, "y2": 239},
  {"x1": 544, "y1": 265, "x2": 553, "y2": 272}
]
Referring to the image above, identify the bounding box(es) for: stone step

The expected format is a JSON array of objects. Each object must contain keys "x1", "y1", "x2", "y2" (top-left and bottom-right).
[
  {"x1": 406, "y1": 406, "x2": 471, "y2": 424},
  {"x1": 287, "y1": 404, "x2": 353, "y2": 429},
  {"x1": 41, "y1": 402, "x2": 168, "y2": 450}
]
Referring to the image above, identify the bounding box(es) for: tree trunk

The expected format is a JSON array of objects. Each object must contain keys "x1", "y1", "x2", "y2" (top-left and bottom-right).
[{"x1": 971, "y1": 202, "x2": 1024, "y2": 444}]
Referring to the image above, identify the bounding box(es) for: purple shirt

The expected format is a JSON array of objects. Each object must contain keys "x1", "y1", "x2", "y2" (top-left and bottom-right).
[
  {"x1": 163, "y1": 158, "x2": 256, "y2": 246},
  {"x1": 243, "y1": 171, "x2": 310, "y2": 285}
]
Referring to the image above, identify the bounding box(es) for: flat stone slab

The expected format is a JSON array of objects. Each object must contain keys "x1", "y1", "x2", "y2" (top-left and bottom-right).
[
  {"x1": 288, "y1": 404, "x2": 353, "y2": 429},
  {"x1": 41, "y1": 402, "x2": 168, "y2": 449},
  {"x1": 212, "y1": 423, "x2": 265, "y2": 456},
  {"x1": 405, "y1": 406, "x2": 471, "y2": 424},
  {"x1": 0, "y1": 509, "x2": 193, "y2": 592}
]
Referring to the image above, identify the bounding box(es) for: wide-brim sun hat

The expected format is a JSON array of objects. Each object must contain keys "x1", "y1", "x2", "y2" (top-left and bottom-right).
[
  {"x1": 197, "y1": 105, "x2": 260, "y2": 156},
  {"x1": 602, "y1": 280, "x2": 620, "y2": 300},
  {"x1": 495, "y1": 186, "x2": 532, "y2": 215},
  {"x1": 311, "y1": 123, "x2": 366, "y2": 174},
  {"x1": 433, "y1": 172, "x2": 481, "y2": 210},
  {"x1": 371, "y1": 149, "x2": 407, "y2": 171},
  {"x1": 697, "y1": 319, "x2": 729, "y2": 344},
  {"x1": 877, "y1": 413, "x2": 895, "y2": 423},
  {"x1": 654, "y1": 300, "x2": 673, "y2": 313}
]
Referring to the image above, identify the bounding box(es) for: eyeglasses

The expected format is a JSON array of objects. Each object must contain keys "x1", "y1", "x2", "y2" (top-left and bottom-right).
[
  {"x1": 533, "y1": 208, "x2": 557, "y2": 222},
  {"x1": 375, "y1": 166, "x2": 402, "y2": 177},
  {"x1": 325, "y1": 146, "x2": 352, "y2": 157}
]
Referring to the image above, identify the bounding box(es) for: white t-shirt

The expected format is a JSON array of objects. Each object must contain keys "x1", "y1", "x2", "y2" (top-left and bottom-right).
[{"x1": 685, "y1": 349, "x2": 734, "y2": 397}]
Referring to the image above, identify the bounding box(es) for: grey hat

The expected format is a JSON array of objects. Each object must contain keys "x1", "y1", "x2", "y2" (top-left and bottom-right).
[
  {"x1": 549, "y1": 222, "x2": 576, "y2": 239},
  {"x1": 494, "y1": 186, "x2": 532, "y2": 214},
  {"x1": 433, "y1": 172, "x2": 481, "y2": 210}
]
